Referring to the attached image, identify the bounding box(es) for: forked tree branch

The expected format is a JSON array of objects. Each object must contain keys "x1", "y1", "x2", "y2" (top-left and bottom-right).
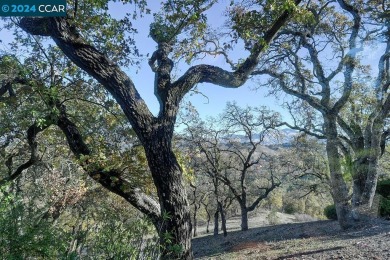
[
  {"x1": 18, "y1": 0, "x2": 301, "y2": 135},
  {"x1": 0, "y1": 120, "x2": 51, "y2": 186},
  {"x1": 18, "y1": 17, "x2": 154, "y2": 141},
  {"x1": 55, "y1": 108, "x2": 161, "y2": 224}
]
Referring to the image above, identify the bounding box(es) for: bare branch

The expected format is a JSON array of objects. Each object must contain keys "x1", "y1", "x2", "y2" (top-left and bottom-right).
[
  {"x1": 0, "y1": 120, "x2": 51, "y2": 185},
  {"x1": 277, "y1": 121, "x2": 325, "y2": 139},
  {"x1": 252, "y1": 69, "x2": 328, "y2": 114},
  {"x1": 332, "y1": 0, "x2": 362, "y2": 113},
  {"x1": 171, "y1": 0, "x2": 302, "y2": 97}
]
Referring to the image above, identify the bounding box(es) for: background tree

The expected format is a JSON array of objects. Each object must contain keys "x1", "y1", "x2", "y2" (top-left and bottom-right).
[
  {"x1": 188, "y1": 182, "x2": 210, "y2": 237},
  {"x1": 179, "y1": 110, "x2": 233, "y2": 237},
  {"x1": 253, "y1": 0, "x2": 389, "y2": 228},
  {"x1": 181, "y1": 102, "x2": 284, "y2": 231},
  {"x1": 285, "y1": 135, "x2": 331, "y2": 198}
]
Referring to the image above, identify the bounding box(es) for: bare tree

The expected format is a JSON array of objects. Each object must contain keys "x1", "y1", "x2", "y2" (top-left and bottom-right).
[
  {"x1": 179, "y1": 118, "x2": 233, "y2": 237},
  {"x1": 181, "y1": 102, "x2": 283, "y2": 231},
  {"x1": 188, "y1": 182, "x2": 210, "y2": 237}
]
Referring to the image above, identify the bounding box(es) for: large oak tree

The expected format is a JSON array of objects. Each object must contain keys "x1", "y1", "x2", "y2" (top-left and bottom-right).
[
  {"x1": 1, "y1": 0, "x2": 302, "y2": 258},
  {"x1": 254, "y1": 0, "x2": 390, "y2": 228}
]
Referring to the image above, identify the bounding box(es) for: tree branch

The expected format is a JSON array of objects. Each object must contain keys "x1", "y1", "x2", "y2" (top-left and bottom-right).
[
  {"x1": 55, "y1": 106, "x2": 161, "y2": 224},
  {"x1": 332, "y1": 0, "x2": 361, "y2": 113},
  {"x1": 0, "y1": 121, "x2": 50, "y2": 185},
  {"x1": 18, "y1": 17, "x2": 154, "y2": 140},
  {"x1": 277, "y1": 121, "x2": 326, "y2": 139},
  {"x1": 171, "y1": 0, "x2": 302, "y2": 98},
  {"x1": 252, "y1": 69, "x2": 328, "y2": 114},
  {"x1": 247, "y1": 176, "x2": 281, "y2": 212}
]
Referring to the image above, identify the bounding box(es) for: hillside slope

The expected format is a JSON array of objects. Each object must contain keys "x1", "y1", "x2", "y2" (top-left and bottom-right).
[{"x1": 193, "y1": 216, "x2": 390, "y2": 259}]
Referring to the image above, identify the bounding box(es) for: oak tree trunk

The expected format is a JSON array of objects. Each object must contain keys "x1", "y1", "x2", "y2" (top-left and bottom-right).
[
  {"x1": 351, "y1": 119, "x2": 384, "y2": 218},
  {"x1": 144, "y1": 135, "x2": 192, "y2": 260},
  {"x1": 218, "y1": 201, "x2": 228, "y2": 237},
  {"x1": 325, "y1": 116, "x2": 356, "y2": 229},
  {"x1": 352, "y1": 158, "x2": 368, "y2": 207},
  {"x1": 241, "y1": 206, "x2": 249, "y2": 231},
  {"x1": 204, "y1": 206, "x2": 211, "y2": 233},
  {"x1": 213, "y1": 210, "x2": 219, "y2": 236},
  {"x1": 362, "y1": 123, "x2": 382, "y2": 207},
  {"x1": 193, "y1": 205, "x2": 198, "y2": 237}
]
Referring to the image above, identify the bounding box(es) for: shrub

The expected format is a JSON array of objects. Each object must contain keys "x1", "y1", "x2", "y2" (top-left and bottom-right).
[
  {"x1": 324, "y1": 204, "x2": 337, "y2": 220},
  {"x1": 88, "y1": 217, "x2": 160, "y2": 259},
  {"x1": 376, "y1": 179, "x2": 390, "y2": 218},
  {"x1": 267, "y1": 209, "x2": 280, "y2": 225},
  {"x1": 0, "y1": 185, "x2": 69, "y2": 259},
  {"x1": 284, "y1": 202, "x2": 298, "y2": 214},
  {"x1": 379, "y1": 197, "x2": 390, "y2": 218},
  {"x1": 377, "y1": 179, "x2": 390, "y2": 198}
]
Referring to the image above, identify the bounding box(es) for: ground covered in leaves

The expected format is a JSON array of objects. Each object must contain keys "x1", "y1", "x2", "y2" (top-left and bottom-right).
[{"x1": 192, "y1": 217, "x2": 390, "y2": 259}]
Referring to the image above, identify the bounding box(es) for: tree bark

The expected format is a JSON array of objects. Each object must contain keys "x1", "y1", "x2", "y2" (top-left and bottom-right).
[
  {"x1": 193, "y1": 204, "x2": 198, "y2": 237},
  {"x1": 362, "y1": 120, "x2": 382, "y2": 206},
  {"x1": 347, "y1": 29, "x2": 390, "y2": 215},
  {"x1": 352, "y1": 156, "x2": 368, "y2": 207},
  {"x1": 240, "y1": 205, "x2": 249, "y2": 231},
  {"x1": 324, "y1": 116, "x2": 356, "y2": 229},
  {"x1": 206, "y1": 215, "x2": 210, "y2": 233},
  {"x1": 203, "y1": 204, "x2": 211, "y2": 233},
  {"x1": 55, "y1": 111, "x2": 162, "y2": 224},
  {"x1": 143, "y1": 134, "x2": 192, "y2": 260},
  {"x1": 213, "y1": 209, "x2": 219, "y2": 236},
  {"x1": 218, "y1": 201, "x2": 228, "y2": 237},
  {"x1": 350, "y1": 117, "x2": 385, "y2": 215}
]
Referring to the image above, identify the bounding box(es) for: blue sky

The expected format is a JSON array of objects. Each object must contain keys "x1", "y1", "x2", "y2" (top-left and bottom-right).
[
  {"x1": 0, "y1": 1, "x2": 384, "y2": 123},
  {"x1": 0, "y1": 1, "x2": 287, "y2": 121},
  {"x1": 106, "y1": 1, "x2": 289, "y2": 119}
]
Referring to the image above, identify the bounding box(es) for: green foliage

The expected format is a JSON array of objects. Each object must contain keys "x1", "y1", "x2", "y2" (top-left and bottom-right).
[
  {"x1": 0, "y1": 185, "x2": 69, "y2": 259},
  {"x1": 88, "y1": 217, "x2": 160, "y2": 259},
  {"x1": 150, "y1": 0, "x2": 210, "y2": 44},
  {"x1": 377, "y1": 180, "x2": 390, "y2": 218},
  {"x1": 229, "y1": 0, "x2": 311, "y2": 43},
  {"x1": 304, "y1": 195, "x2": 323, "y2": 218},
  {"x1": 0, "y1": 25, "x2": 157, "y2": 257},
  {"x1": 150, "y1": 16, "x2": 178, "y2": 43},
  {"x1": 284, "y1": 202, "x2": 299, "y2": 214},
  {"x1": 376, "y1": 179, "x2": 390, "y2": 198},
  {"x1": 19, "y1": 1, "x2": 148, "y2": 67},
  {"x1": 0, "y1": 47, "x2": 154, "y2": 194},
  {"x1": 158, "y1": 210, "x2": 184, "y2": 257},
  {"x1": 324, "y1": 204, "x2": 337, "y2": 220},
  {"x1": 268, "y1": 189, "x2": 283, "y2": 210},
  {"x1": 175, "y1": 148, "x2": 195, "y2": 183},
  {"x1": 379, "y1": 197, "x2": 390, "y2": 218},
  {"x1": 267, "y1": 209, "x2": 280, "y2": 225},
  {"x1": 153, "y1": 0, "x2": 214, "y2": 64}
]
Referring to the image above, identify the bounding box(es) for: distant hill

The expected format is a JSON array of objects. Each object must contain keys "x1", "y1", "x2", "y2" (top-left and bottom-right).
[{"x1": 223, "y1": 128, "x2": 299, "y2": 146}]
